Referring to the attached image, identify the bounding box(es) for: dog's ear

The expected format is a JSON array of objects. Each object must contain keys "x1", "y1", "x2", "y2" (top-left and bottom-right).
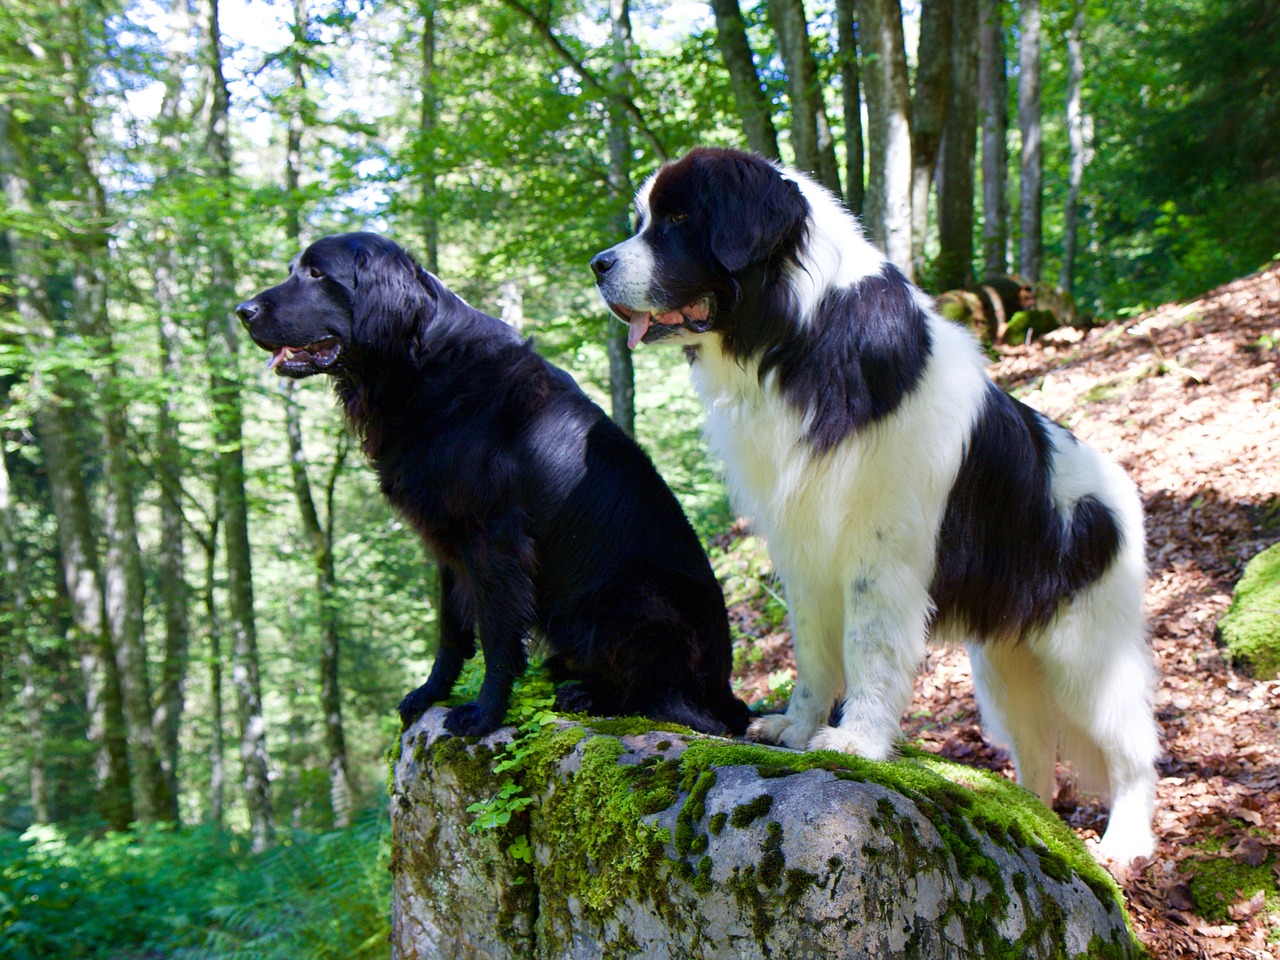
[
  {"x1": 350, "y1": 243, "x2": 435, "y2": 346},
  {"x1": 708, "y1": 162, "x2": 809, "y2": 273}
]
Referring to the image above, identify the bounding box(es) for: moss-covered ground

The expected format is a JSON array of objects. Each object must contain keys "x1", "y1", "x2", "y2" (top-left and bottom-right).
[{"x1": 1218, "y1": 541, "x2": 1280, "y2": 679}]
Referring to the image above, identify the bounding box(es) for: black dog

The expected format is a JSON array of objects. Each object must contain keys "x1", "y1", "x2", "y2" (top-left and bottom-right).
[{"x1": 236, "y1": 232, "x2": 750, "y2": 738}]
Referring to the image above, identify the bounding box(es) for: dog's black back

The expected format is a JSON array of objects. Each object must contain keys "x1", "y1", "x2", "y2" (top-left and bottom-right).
[{"x1": 237, "y1": 232, "x2": 749, "y2": 737}]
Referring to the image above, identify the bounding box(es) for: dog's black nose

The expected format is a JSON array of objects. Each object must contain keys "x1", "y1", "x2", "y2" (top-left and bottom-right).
[
  {"x1": 235, "y1": 301, "x2": 260, "y2": 326},
  {"x1": 589, "y1": 251, "x2": 617, "y2": 281}
]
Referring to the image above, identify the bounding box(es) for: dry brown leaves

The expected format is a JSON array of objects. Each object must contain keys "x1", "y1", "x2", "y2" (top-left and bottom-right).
[{"x1": 731, "y1": 264, "x2": 1280, "y2": 958}]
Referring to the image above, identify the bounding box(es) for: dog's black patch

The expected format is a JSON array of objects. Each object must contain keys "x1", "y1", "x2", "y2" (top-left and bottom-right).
[
  {"x1": 929, "y1": 384, "x2": 1123, "y2": 640},
  {"x1": 237, "y1": 233, "x2": 751, "y2": 738}
]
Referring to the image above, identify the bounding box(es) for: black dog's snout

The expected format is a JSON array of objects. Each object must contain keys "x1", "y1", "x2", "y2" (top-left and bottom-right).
[
  {"x1": 235, "y1": 301, "x2": 260, "y2": 326},
  {"x1": 589, "y1": 251, "x2": 617, "y2": 281}
]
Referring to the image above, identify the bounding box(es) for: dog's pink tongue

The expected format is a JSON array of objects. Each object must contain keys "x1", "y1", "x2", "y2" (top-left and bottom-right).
[
  {"x1": 267, "y1": 347, "x2": 288, "y2": 370},
  {"x1": 626, "y1": 313, "x2": 652, "y2": 350}
]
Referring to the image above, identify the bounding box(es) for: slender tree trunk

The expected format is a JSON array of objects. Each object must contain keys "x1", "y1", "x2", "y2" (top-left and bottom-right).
[
  {"x1": 936, "y1": 0, "x2": 979, "y2": 290},
  {"x1": 419, "y1": 0, "x2": 440, "y2": 272},
  {"x1": 860, "y1": 0, "x2": 914, "y2": 277},
  {"x1": 768, "y1": 0, "x2": 841, "y2": 194},
  {"x1": 0, "y1": 101, "x2": 134, "y2": 831},
  {"x1": 1018, "y1": 0, "x2": 1042, "y2": 282},
  {"x1": 151, "y1": 0, "x2": 194, "y2": 822},
  {"x1": 199, "y1": 0, "x2": 274, "y2": 851},
  {"x1": 605, "y1": 0, "x2": 636, "y2": 436},
  {"x1": 0, "y1": 449, "x2": 49, "y2": 823},
  {"x1": 282, "y1": 381, "x2": 354, "y2": 827},
  {"x1": 203, "y1": 527, "x2": 226, "y2": 828},
  {"x1": 978, "y1": 0, "x2": 1009, "y2": 278},
  {"x1": 709, "y1": 0, "x2": 781, "y2": 159},
  {"x1": 1060, "y1": 0, "x2": 1085, "y2": 295},
  {"x1": 58, "y1": 0, "x2": 167, "y2": 824},
  {"x1": 835, "y1": 0, "x2": 864, "y2": 213},
  {"x1": 910, "y1": 0, "x2": 953, "y2": 277}
]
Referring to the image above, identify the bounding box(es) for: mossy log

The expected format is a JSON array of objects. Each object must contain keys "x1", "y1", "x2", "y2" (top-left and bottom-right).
[{"x1": 389, "y1": 708, "x2": 1143, "y2": 959}]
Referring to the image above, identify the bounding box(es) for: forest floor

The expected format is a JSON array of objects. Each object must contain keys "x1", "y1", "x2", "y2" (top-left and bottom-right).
[{"x1": 730, "y1": 263, "x2": 1280, "y2": 959}]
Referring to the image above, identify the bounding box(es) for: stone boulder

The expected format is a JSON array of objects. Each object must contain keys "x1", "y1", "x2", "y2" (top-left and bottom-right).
[{"x1": 389, "y1": 707, "x2": 1142, "y2": 959}]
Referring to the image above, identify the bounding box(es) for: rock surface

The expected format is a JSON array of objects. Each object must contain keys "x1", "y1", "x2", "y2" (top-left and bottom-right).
[{"x1": 389, "y1": 707, "x2": 1142, "y2": 959}]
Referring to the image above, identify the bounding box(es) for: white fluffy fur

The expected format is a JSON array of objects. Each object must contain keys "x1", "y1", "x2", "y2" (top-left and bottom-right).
[{"x1": 626, "y1": 164, "x2": 1160, "y2": 861}]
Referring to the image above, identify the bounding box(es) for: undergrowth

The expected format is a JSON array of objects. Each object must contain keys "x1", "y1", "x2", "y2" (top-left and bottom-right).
[{"x1": 0, "y1": 808, "x2": 390, "y2": 960}]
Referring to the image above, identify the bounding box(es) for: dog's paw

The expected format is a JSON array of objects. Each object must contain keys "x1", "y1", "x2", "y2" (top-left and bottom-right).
[
  {"x1": 805, "y1": 724, "x2": 896, "y2": 760},
  {"x1": 553, "y1": 682, "x2": 596, "y2": 715},
  {"x1": 397, "y1": 684, "x2": 444, "y2": 729},
  {"x1": 443, "y1": 701, "x2": 503, "y2": 738},
  {"x1": 747, "y1": 714, "x2": 810, "y2": 750}
]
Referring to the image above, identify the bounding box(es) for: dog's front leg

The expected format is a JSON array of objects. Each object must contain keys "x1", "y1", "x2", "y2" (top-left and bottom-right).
[
  {"x1": 748, "y1": 580, "x2": 844, "y2": 749},
  {"x1": 443, "y1": 521, "x2": 536, "y2": 738},
  {"x1": 806, "y1": 565, "x2": 930, "y2": 760},
  {"x1": 398, "y1": 564, "x2": 476, "y2": 728}
]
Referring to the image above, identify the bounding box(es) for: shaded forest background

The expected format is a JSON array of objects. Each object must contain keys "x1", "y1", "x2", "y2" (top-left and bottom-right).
[{"x1": 1, "y1": 0, "x2": 1278, "y2": 956}]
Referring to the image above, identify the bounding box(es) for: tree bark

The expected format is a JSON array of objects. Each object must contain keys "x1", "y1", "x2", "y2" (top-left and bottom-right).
[
  {"x1": 0, "y1": 445, "x2": 49, "y2": 822},
  {"x1": 978, "y1": 0, "x2": 1009, "y2": 278},
  {"x1": 835, "y1": 0, "x2": 864, "y2": 213},
  {"x1": 767, "y1": 0, "x2": 841, "y2": 194},
  {"x1": 199, "y1": 0, "x2": 274, "y2": 851},
  {"x1": 859, "y1": 0, "x2": 914, "y2": 277},
  {"x1": 1018, "y1": 0, "x2": 1042, "y2": 281},
  {"x1": 605, "y1": 0, "x2": 637, "y2": 437},
  {"x1": 910, "y1": 0, "x2": 952, "y2": 277},
  {"x1": 0, "y1": 99, "x2": 134, "y2": 832},
  {"x1": 419, "y1": 0, "x2": 440, "y2": 273},
  {"x1": 709, "y1": 0, "x2": 781, "y2": 159},
  {"x1": 1060, "y1": 0, "x2": 1086, "y2": 295},
  {"x1": 150, "y1": 0, "x2": 195, "y2": 823},
  {"x1": 936, "y1": 0, "x2": 979, "y2": 290}
]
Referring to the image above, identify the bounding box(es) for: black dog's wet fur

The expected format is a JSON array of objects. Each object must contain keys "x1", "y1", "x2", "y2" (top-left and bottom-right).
[{"x1": 237, "y1": 233, "x2": 750, "y2": 738}]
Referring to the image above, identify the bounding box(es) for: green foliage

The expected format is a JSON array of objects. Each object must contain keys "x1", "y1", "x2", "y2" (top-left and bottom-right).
[{"x1": 0, "y1": 812, "x2": 390, "y2": 960}]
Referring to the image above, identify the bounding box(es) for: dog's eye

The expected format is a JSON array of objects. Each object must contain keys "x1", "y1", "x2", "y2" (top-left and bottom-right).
[
  {"x1": 307, "y1": 266, "x2": 325, "y2": 280},
  {"x1": 669, "y1": 212, "x2": 688, "y2": 224}
]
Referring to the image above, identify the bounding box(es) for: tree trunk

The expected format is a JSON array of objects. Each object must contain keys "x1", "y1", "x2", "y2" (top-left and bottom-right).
[
  {"x1": 0, "y1": 446, "x2": 49, "y2": 823},
  {"x1": 605, "y1": 0, "x2": 637, "y2": 437},
  {"x1": 420, "y1": 0, "x2": 440, "y2": 273},
  {"x1": 835, "y1": 0, "x2": 864, "y2": 213},
  {"x1": 58, "y1": 0, "x2": 168, "y2": 824},
  {"x1": 910, "y1": 0, "x2": 952, "y2": 277},
  {"x1": 203, "y1": 526, "x2": 226, "y2": 828},
  {"x1": 978, "y1": 0, "x2": 1009, "y2": 278},
  {"x1": 767, "y1": 0, "x2": 841, "y2": 194},
  {"x1": 199, "y1": 0, "x2": 274, "y2": 851},
  {"x1": 1060, "y1": 0, "x2": 1085, "y2": 295},
  {"x1": 0, "y1": 100, "x2": 134, "y2": 832},
  {"x1": 859, "y1": 0, "x2": 913, "y2": 277},
  {"x1": 283, "y1": 381, "x2": 354, "y2": 828},
  {"x1": 709, "y1": 0, "x2": 781, "y2": 159},
  {"x1": 936, "y1": 0, "x2": 979, "y2": 291},
  {"x1": 1018, "y1": 0, "x2": 1042, "y2": 282}
]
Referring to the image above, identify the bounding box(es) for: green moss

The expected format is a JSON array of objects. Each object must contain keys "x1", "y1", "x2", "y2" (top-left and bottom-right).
[
  {"x1": 692, "y1": 855, "x2": 715, "y2": 893},
  {"x1": 729, "y1": 793, "x2": 775, "y2": 829},
  {"x1": 1219, "y1": 541, "x2": 1280, "y2": 679},
  {"x1": 708, "y1": 811, "x2": 728, "y2": 836},
  {"x1": 1181, "y1": 846, "x2": 1280, "y2": 923},
  {"x1": 385, "y1": 732, "x2": 404, "y2": 797},
  {"x1": 588, "y1": 717, "x2": 696, "y2": 737},
  {"x1": 758, "y1": 821, "x2": 785, "y2": 888}
]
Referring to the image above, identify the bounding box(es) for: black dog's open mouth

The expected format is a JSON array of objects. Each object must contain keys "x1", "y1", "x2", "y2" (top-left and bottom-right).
[
  {"x1": 261, "y1": 338, "x2": 343, "y2": 378},
  {"x1": 608, "y1": 297, "x2": 714, "y2": 350}
]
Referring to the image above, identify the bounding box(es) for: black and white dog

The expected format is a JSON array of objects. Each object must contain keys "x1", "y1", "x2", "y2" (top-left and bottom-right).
[
  {"x1": 237, "y1": 232, "x2": 751, "y2": 740},
  {"x1": 591, "y1": 148, "x2": 1158, "y2": 860}
]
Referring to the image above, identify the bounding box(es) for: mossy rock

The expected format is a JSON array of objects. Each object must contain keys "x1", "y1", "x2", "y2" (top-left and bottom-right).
[
  {"x1": 1004, "y1": 309, "x2": 1060, "y2": 343},
  {"x1": 1218, "y1": 541, "x2": 1280, "y2": 679},
  {"x1": 389, "y1": 708, "x2": 1144, "y2": 959}
]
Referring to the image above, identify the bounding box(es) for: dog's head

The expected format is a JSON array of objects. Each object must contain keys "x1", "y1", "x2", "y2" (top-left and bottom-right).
[
  {"x1": 236, "y1": 232, "x2": 432, "y2": 378},
  {"x1": 589, "y1": 147, "x2": 810, "y2": 350}
]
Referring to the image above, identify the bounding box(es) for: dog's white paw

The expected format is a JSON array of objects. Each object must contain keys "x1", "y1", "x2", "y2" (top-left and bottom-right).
[
  {"x1": 747, "y1": 714, "x2": 811, "y2": 750},
  {"x1": 806, "y1": 724, "x2": 896, "y2": 761}
]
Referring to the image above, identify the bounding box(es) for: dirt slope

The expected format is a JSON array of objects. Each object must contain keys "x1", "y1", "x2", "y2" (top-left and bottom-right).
[{"x1": 731, "y1": 263, "x2": 1280, "y2": 958}]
